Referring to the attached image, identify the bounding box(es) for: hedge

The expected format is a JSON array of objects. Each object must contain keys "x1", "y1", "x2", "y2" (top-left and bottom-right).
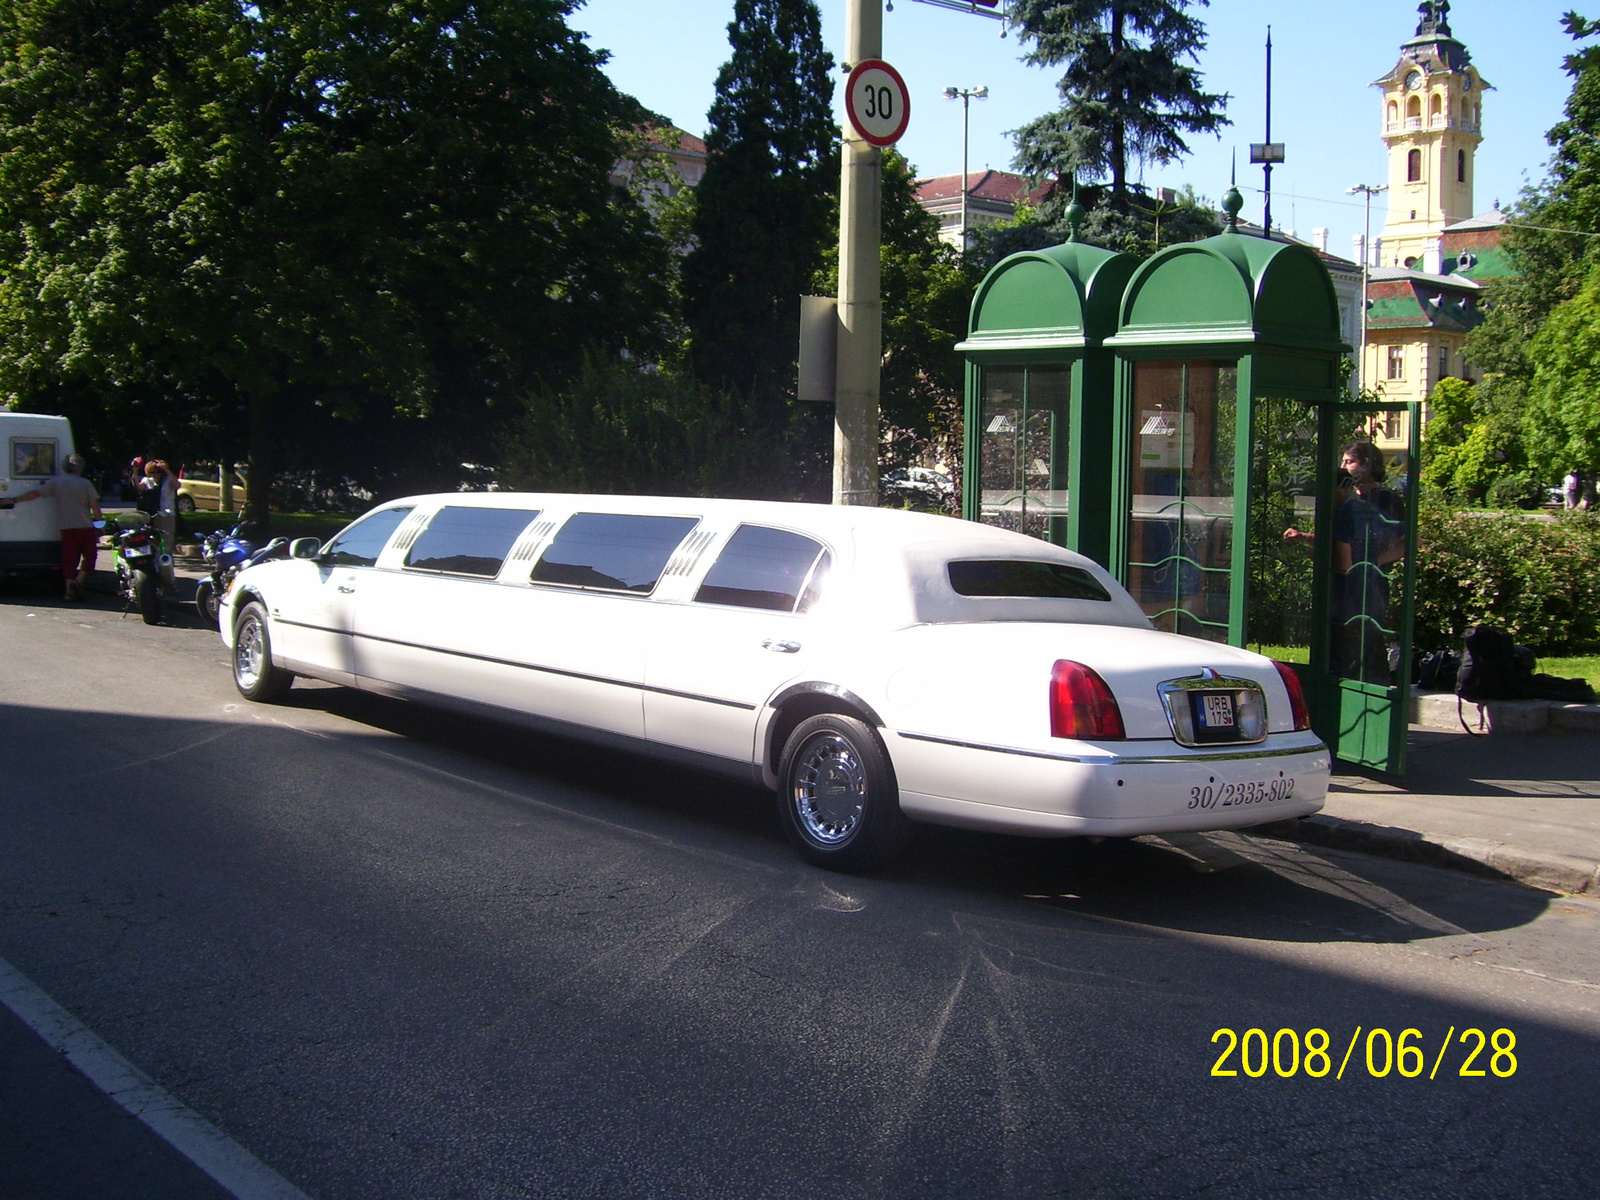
[{"x1": 1414, "y1": 506, "x2": 1600, "y2": 651}]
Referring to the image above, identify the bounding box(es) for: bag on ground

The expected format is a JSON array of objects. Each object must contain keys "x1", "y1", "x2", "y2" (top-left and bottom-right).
[{"x1": 1457, "y1": 626, "x2": 1522, "y2": 702}]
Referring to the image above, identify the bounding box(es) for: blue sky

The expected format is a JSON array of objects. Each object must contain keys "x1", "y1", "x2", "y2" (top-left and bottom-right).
[{"x1": 576, "y1": 0, "x2": 1578, "y2": 261}]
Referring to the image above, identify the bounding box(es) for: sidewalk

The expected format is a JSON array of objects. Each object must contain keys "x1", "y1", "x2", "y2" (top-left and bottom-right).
[{"x1": 1257, "y1": 727, "x2": 1600, "y2": 895}]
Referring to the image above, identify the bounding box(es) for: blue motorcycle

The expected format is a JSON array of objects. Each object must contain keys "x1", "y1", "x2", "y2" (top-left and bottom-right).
[{"x1": 195, "y1": 522, "x2": 258, "y2": 628}]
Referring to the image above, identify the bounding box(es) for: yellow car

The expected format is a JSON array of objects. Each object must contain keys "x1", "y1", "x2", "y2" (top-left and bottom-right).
[{"x1": 176, "y1": 465, "x2": 248, "y2": 512}]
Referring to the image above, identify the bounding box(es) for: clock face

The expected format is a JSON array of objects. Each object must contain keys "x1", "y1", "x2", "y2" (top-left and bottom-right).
[
  {"x1": 1463, "y1": 76, "x2": 1473, "y2": 91},
  {"x1": 1406, "y1": 71, "x2": 1423, "y2": 90}
]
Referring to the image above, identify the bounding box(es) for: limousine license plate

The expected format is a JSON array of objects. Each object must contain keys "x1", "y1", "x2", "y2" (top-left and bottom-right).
[
  {"x1": 1189, "y1": 690, "x2": 1244, "y2": 743},
  {"x1": 1186, "y1": 775, "x2": 1297, "y2": 811}
]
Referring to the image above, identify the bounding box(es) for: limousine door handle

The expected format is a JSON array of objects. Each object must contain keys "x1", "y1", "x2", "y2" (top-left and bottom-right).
[
  {"x1": 761, "y1": 638, "x2": 801, "y2": 654},
  {"x1": 337, "y1": 584, "x2": 356, "y2": 594}
]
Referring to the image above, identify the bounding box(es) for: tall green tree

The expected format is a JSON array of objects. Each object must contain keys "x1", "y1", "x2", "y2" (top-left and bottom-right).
[
  {"x1": 0, "y1": 0, "x2": 671, "y2": 520},
  {"x1": 1525, "y1": 261, "x2": 1600, "y2": 481},
  {"x1": 1007, "y1": 0, "x2": 1228, "y2": 215},
  {"x1": 1465, "y1": 13, "x2": 1600, "y2": 481},
  {"x1": 681, "y1": 0, "x2": 835, "y2": 423},
  {"x1": 813, "y1": 149, "x2": 972, "y2": 473}
]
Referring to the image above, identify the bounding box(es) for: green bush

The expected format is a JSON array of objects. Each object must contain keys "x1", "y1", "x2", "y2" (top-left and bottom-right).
[
  {"x1": 1414, "y1": 506, "x2": 1600, "y2": 651},
  {"x1": 1484, "y1": 470, "x2": 1542, "y2": 510}
]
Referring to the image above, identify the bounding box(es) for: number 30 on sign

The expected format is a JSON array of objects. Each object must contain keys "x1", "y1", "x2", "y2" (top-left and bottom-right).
[{"x1": 845, "y1": 59, "x2": 910, "y2": 147}]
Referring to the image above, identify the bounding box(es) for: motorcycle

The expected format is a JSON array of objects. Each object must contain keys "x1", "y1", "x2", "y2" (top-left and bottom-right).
[
  {"x1": 197, "y1": 529, "x2": 291, "y2": 628},
  {"x1": 195, "y1": 521, "x2": 258, "y2": 628},
  {"x1": 100, "y1": 517, "x2": 175, "y2": 625}
]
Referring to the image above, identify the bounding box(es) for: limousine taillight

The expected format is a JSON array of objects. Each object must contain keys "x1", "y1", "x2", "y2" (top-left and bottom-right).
[
  {"x1": 1049, "y1": 659, "x2": 1126, "y2": 740},
  {"x1": 1273, "y1": 660, "x2": 1313, "y2": 731}
]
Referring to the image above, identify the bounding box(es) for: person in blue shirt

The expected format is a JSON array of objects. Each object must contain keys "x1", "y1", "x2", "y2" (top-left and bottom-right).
[{"x1": 1330, "y1": 442, "x2": 1405, "y2": 682}]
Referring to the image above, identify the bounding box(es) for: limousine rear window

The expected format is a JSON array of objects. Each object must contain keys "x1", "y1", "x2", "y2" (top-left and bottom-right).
[
  {"x1": 324, "y1": 506, "x2": 414, "y2": 568},
  {"x1": 947, "y1": 560, "x2": 1112, "y2": 602},
  {"x1": 530, "y1": 513, "x2": 699, "y2": 594},
  {"x1": 695, "y1": 525, "x2": 830, "y2": 613},
  {"x1": 405, "y1": 506, "x2": 541, "y2": 577}
]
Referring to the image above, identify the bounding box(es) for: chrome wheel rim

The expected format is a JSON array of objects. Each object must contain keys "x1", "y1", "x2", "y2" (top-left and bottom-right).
[
  {"x1": 235, "y1": 617, "x2": 264, "y2": 690},
  {"x1": 791, "y1": 733, "x2": 866, "y2": 845}
]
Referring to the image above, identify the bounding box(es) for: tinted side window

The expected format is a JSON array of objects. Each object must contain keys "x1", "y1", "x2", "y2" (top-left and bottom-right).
[
  {"x1": 323, "y1": 506, "x2": 414, "y2": 568},
  {"x1": 695, "y1": 525, "x2": 829, "y2": 613},
  {"x1": 531, "y1": 513, "x2": 698, "y2": 594},
  {"x1": 405, "y1": 507, "x2": 540, "y2": 577},
  {"x1": 948, "y1": 560, "x2": 1111, "y2": 601}
]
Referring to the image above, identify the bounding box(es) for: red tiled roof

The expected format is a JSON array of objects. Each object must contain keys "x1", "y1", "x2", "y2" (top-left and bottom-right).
[{"x1": 915, "y1": 169, "x2": 1051, "y2": 206}]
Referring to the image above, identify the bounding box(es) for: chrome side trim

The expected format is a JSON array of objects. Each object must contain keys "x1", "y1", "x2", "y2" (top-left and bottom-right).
[
  {"x1": 895, "y1": 730, "x2": 1325, "y2": 766},
  {"x1": 273, "y1": 623, "x2": 758, "y2": 711}
]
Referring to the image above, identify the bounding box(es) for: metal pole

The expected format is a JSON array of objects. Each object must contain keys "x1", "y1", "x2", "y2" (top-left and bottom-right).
[
  {"x1": 1263, "y1": 27, "x2": 1272, "y2": 237},
  {"x1": 960, "y1": 92, "x2": 970, "y2": 252},
  {"x1": 945, "y1": 85, "x2": 988, "y2": 253},
  {"x1": 1348, "y1": 183, "x2": 1387, "y2": 393},
  {"x1": 833, "y1": 0, "x2": 882, "y2": 506}
]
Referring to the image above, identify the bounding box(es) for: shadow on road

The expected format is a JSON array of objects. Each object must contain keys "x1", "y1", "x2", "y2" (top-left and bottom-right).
[{"x1": 261, "y1": 685, "x2": 1556, "y2": 949}]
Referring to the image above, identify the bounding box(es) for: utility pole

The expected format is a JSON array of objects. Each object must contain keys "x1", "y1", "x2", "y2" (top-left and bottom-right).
[
  {"x1": 1348, "y1": 183, "x2": 1387, "y2": 393},
  {"x1": 1249, "y1": 27, "x2": 1285, "y2": 238},
  {"x1": 943, "y1": 85, "x2": 988, "y2": 253},
  {"x1": 833, "y1": 0, "x2": 883, "y2": 506}
]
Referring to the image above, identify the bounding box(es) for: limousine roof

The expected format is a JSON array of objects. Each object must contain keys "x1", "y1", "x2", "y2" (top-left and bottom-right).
[{"x1": 375, "y1": 492, "x2": 1154, "y2": 631}]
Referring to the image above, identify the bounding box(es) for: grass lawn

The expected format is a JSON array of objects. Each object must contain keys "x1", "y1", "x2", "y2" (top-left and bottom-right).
[
  {"x1": 1254, "y1": 643, "x2": 1600, "y2": 689},
  {"x1": 1534, "y1": 654, "x2": 1600, "y2": 689},
  {"x1": 177, "y1": 510, "x2": 360, "y2": 544}
]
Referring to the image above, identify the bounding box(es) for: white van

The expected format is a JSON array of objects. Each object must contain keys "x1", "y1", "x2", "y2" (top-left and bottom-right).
[{"x1": 0, "y1": 411, "x2": 76, "y2": 572}]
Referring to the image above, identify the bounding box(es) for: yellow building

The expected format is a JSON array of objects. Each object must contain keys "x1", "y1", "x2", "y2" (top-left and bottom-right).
[
  {"x1": 1372, "y1": 0, "x2": 1486, "y2": 269},
  {"x1": 1356, "y1": 1, "x2": 1507, "y2": 456}
]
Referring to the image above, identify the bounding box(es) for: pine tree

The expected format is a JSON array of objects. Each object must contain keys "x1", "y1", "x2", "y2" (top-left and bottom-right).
[
  {"x1": 682, "y1": 0, "x2": 836, "y2": 421},
  {"x1": 1008, "y1": 0, "x2": 1229, "y2": 213}
]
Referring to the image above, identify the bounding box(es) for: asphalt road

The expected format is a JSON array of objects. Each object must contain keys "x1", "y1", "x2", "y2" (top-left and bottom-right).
[{"x1": 2, "y1": 579, "x2": 1598, "y2": 1199}]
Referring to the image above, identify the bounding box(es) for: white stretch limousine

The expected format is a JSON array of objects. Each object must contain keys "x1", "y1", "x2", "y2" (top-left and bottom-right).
[{"x1": 221, "y1": 494, "x2": 1330, "y2": 869}]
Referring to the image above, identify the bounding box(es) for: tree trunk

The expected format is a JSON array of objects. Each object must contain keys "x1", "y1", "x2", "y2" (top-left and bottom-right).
[{"x1": 245, "y1": 390, "x2": 272, "y2": 539}]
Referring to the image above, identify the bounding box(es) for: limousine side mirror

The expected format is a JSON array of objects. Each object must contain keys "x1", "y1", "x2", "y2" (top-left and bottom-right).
[{"x1": 289, "y1": 537, "x2": 322, "y2": 560}]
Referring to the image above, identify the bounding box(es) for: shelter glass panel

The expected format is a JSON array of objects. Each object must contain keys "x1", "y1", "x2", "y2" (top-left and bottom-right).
[
  {"x1": 1330, "y1": 415, "x2": 1410, "y2": 685},
  {"x1": 1246, "y1": 396, "x2": 1319, "y2": 663},
  {"x1": 977, "y1": 367, "x2": 1070, "y2": 540},
  {"x1": 1126, "y1": 360, "x2": 1236, "y2": 642}
]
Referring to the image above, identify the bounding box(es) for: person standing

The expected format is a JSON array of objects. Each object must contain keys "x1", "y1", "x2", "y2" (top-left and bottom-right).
[
  {"x1": 1331, "y1": 442, "x2": 1405, "y2": 682},
  {"x1": 1564, "y1": 470, "x2": 1582, "y2": 510},
  {"x1": 137, "y1": 459, "x2": 180, "y2": 587},
  {"x1": 0, "y1": 454, "x2": 103, "y2": 600}
]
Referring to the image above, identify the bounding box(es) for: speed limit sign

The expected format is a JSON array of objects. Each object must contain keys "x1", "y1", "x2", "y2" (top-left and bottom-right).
[{"x1": 844, "y1": 59, "x2": 910, "y2": 147}]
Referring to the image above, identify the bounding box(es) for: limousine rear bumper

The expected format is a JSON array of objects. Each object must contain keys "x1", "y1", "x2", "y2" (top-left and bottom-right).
[{"x1": 889, "y1": 731, "x2": 1330, "y2": 837}]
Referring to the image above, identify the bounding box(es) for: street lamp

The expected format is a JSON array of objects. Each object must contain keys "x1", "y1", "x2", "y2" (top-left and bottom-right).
[
  {"x1": 943, "y1": 85, "x2": 988, "y2": 252},
  {"x1": 1348, "y1": 183, "x2": 1388, "y2": 393}
]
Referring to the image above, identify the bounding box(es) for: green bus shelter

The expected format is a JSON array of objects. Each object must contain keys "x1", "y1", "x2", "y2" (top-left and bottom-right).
[
  {"x1": 956, "y1": 208, "x2": 1136, "y2": 568},
  {"x1": 959, "y1": 190, "x2": 1419, "y2": 774}
]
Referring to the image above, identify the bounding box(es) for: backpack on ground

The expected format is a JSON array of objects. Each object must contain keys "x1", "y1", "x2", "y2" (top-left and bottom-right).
[
  {"x1": 1456, "y1": 626, "x2": 1520, "y2": 735},
  {"x1": 1457, "y1": 626, "x2": 1520, "y2": 703},
  {"x1": 1417, "y1": 649, "x2": 1460, "y2": 691}
]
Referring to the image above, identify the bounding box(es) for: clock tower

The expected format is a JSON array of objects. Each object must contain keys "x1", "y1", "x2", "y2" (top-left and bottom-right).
[{"x1": 1372, "y1": 1, "x2": 1487, "y2": 268}]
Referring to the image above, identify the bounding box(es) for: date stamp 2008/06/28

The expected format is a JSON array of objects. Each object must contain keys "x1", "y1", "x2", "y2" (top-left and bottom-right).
[{"x1": 1210, "y1": 1027, "x2": 1517, "y2": 1079}]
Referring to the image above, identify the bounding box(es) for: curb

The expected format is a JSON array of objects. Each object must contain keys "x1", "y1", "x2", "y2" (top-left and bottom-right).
[
  {"x1": 1251, "y1": 814, "x2": 1600, "y2": 896},
  {"x1": 1410, "y1": 688, "x2": 1600, "y2": 734}
]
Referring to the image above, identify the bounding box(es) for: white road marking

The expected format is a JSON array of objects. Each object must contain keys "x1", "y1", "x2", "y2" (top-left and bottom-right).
[{"x1": 0, "y1": 955, "x2": 312, "y2": 1200}]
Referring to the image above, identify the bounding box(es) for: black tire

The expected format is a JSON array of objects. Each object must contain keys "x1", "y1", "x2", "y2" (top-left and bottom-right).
[
  {"x1": 195, "y1": 579, "x2": 219, "y2": 629},
  {"x1": 134, "y1": 571, "x2": 161, "y2": 624},
  {"x1": 776, "y1": 713, "x2": 911, "y2": 872},
  {"x1": 176, "y1": 494, "x2": 197, "y2": 514},
  {"x1": 232, "y1": 600, "x2": 293, "y2": 702}
]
